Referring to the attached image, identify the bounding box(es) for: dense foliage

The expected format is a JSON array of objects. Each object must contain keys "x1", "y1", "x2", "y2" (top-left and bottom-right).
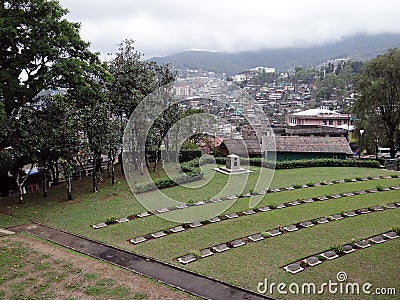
[
  {"x1": 0, "y1": 0, "x2": 174, "y2": 202},
  {"x1": 354, "y1": 48, "x2": 400, "y2": 158}
]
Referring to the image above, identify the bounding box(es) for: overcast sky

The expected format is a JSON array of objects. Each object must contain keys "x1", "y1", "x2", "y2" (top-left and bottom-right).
[{"x1": 58, "y1": 0, "x2": 400, "y2": 58}]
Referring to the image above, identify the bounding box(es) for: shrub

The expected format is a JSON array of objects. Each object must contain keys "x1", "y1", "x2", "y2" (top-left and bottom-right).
[
  {"x1": 330, "y1": 245, "x2": 344, "y2": 255},
  {"x1": 350, "y1": 238, "x2": 361, "y2": 247},
  {"x1": 189, "y1": 250, "x2": 201, "y2": 259},
  {"x1": 105, "y1": 216, "x2": 117, "y2": 223},
  {"x1": 376, "y1": 185, "x2": 384, "y2": 191},
  {"x1": 344, "y1": 178, "x2": 352, "y2": 182},
  {"x1": 179, "y1": 149, "x2": 202, "y2": 163},
  {"x1": 293, "y1": 184, "x2": 302, "y2": 189},
  {"x1": 355, "y1": 177, "x2": 362, "y2": 181},
  {"x1": 306, "y1": 182, "x2": 315, "y2": 187},
  {"x1": 133, "y1": 156, "x2": 216, "y2": 193},
  {"x1": 180, "y1": 160, "x2": 201, "y2": 174},
  {"x1": 317, "y1": 255, "x2": 326, "y2": 261},
  {"x1": 300, "y1": 261, "x2": 308, "y2": 268},
  {"x1": 391, "y1": 227, "x2": 400, "y2": 234},
  {"x1": 391, "y1": 174, "x2": 399, "y2": 178},
  {"x1": 199, "y1": 155, "x2": 216, "y2": 165},
  {"x1": 134, "y1": 172, "x2": 204, "y2": 193}
]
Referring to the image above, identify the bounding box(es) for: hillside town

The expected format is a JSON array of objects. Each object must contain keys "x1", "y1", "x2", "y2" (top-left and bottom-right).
[{"x1": 173, "y1": 58, "x2": 372, "y2": 160}]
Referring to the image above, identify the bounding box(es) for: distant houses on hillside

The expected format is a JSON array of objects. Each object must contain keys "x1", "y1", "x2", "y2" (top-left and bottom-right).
[{"x1": 210, "y1": 108, "x2": 355, "y2": 161}]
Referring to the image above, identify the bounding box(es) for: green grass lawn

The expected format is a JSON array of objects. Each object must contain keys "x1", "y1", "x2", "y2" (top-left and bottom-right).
[
  {"x1": 1, "y1": 165, "x2": 399, "y2": 299},
  {"x1": 0, "y1": 234, "x2": 189, "y2": 300},
  {"x1": 188, "y1": 214, "x2": 400, "y2": 300}
]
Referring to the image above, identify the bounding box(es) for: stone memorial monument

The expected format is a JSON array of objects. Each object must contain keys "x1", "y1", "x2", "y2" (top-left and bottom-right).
[{"x1": 215, "y1": 154, "x2": 252, "y2": 175}]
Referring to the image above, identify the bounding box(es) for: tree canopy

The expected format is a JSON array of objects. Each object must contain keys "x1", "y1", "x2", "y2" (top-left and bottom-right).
[
  {"x1": 0, "y1": 0, "x2": 106, "y2": 115},
  {"x1": 354, "y1": 48, "x2": 400, "y2": 158},
  {"x1": 0, "y1": 0, "x2": 110, "y2": 202},
  {"x1": 0, "y1": 1, "x2": 176, "y2": 202}
]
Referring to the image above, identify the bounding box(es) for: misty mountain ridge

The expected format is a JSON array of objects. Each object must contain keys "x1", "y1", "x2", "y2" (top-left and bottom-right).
[{"x1": 150, "y1": 33, "x2": 400, "y2": 74}]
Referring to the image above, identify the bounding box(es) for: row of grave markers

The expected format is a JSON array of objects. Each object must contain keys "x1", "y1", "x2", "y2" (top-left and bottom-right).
[
  {"x1": 176, "y1": 202, "x2": 400, "y2": 264},
  {"x1": 91, "y1": 175, "x2": 397, "y2": 229},
  {"x1": 128, "y1": 186, "x2": 400, "y2": 245},
  {"x1": 283, "y1": 231, "x2": 399, "y2": 274}
]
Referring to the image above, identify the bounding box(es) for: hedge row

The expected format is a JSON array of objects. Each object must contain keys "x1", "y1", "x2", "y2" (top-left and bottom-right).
[
  {"x1": 179, "y1": 149, "x2": 202, "y2": 163},
  {"x1": 134, "y1": 172, "x2": 204, "y2": 193},
  {"x1": 134, "y1": 157, "x2": 380, "y2": 193},
  {"x1": 214, "y1": 157, "x2": 380, "y2": 169},
  {"x1": 134, "y1": 156, "x2": 213, "y2": 193}
]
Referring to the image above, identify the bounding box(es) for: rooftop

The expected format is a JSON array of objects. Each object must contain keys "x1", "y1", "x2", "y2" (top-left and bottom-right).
[
  {"x1": 292, "y1": 109, "x2": 340, "y2": 116},
  {"x1": 263, "y1": 136, "x2": 353, "y2": 154}
]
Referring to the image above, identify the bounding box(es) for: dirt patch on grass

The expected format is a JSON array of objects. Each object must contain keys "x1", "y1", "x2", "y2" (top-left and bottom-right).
[{"x1": 0, "y1": 234, "x2": 191, "y2": 299}]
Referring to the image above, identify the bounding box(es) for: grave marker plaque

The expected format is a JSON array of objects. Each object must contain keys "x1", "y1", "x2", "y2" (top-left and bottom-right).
[
  {"x1": 130, "y1": 236, "x2": 147, "y2": 244},
  {"x1": 385, "y1": 203, "x2": 397, "y2": 209},
  {"x1": 383, "y1": 231, "x2": 398, "y2": 239},
  {"x1": 370, "y1": 235, "x2": 385, "y2": 244},
  {"x1": 304, "y1": 256, "x2": 321, "y2": 266},
  {"x1": 321, "y1": 250, "x2": 338, "y2": 260},
  {"x1": 342, "y1": 244, "x2": 355, "y2": 253},
  {"x1": 178, "y1": 254, "x2": 197, "y2": 264},
  {"x1": 92, "y1": 223, "x2": 107, "y2": 229},
  {"x1": 258, "y1": 206, "x2": 271, "y2": 212},
  {"x1": 116, "y1": 217, "x2": 129, "y2": 223},
  {"x1": 151, "y1": 231, "x2": 166, "y2": 238},
  {"x1": 137, "y1": 212, "x2": 150, "y2": 218},
  {"x1": 225, "y1": 213, "x2": 238, "y2": 219},
  {"x1": 170, "y1": 226, "x2": 185, "y2": 233},
  {"x1": 213, "y1": 243, "x2": 230, "y2": 252},
  {"x1": 343, "y1": 210, "x2": 357, "y2": 217},
  {"x1": 300, "y1": 221, "x2": 314, "y2": 228},
  {"x1": 355, "y1": 240, "x2": 371, "y2": 248},
  {"x1": 189, "y1": 221, "x2": 203, "y2": 228},
  {"x1": 200, "y1": 248, "x2": 214, "y2": 258},
  {"x1": 284, "y1": 263, "x2": 304, "y2": 274},
  {"x1": 331, "y1": 214, "x2": 343, "y2": 220},
  {"x1": 208, "y1": 217, "x2": 221, "y2": 223},
  {"x1": 268, "y1": 229, "x2": 282, "y2": 236},
  {"x1": 317, "y1": 217, "x2": 329, "y2": 224},
  {"x1": 248, "y1": 233, "x2": 264, "y2": 242}
]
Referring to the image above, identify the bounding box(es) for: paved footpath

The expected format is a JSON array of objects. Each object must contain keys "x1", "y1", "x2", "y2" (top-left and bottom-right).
[{"x1": 10, "y1": 222, "x2": 272, "y2": 300}]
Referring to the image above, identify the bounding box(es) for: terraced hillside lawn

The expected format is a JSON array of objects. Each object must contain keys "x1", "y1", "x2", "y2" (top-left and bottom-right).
[{"x1": 1, "y1": 166, "x2": 399, "y2": 299}]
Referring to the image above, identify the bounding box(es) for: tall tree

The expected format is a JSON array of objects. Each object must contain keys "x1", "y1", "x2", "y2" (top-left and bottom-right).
[
  {"x1": 0, "y1": 0, "x2": 109, "y2": 201},
  {"x1": 35, "y1": 94, "x2": 83, "y2": 200},
  {"x1": 107, "y1": 40, "x2": 175, "y2": 174},
  {"x1": 1, "y1": 106, "x2": 40, "y2": 203},
  {"x1": 354, "y1": 48, "x2": 400, "y2": 158},
  {"x1": 0, "y1": 0, "x2": 101, "y2": 115}
]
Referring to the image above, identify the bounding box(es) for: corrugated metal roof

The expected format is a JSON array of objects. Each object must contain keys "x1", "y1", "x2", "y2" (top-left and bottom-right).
[
  {"x1": 220, "y1": 138, "x2": 262, "y2": 155},
  {"x1": 293, "y1": 108, "x2": 340, "y2": 116},
  {"x1": 263, "y1": 136, "x2": 352, "y2": 154}
]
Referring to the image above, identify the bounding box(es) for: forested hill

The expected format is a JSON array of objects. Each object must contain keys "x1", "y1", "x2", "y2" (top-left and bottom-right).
[{"x1": 150, "y1": 33, "x2": 400, "y2": 74}]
